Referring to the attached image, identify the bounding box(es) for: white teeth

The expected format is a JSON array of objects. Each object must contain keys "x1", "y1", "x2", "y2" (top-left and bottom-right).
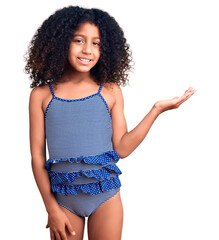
[{"x1": 78, "y1": 58, "x2": 91, "y2": 62}]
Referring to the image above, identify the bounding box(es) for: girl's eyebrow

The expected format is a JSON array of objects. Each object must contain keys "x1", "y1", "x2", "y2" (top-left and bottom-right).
[{"x1": 73, "y1": 34, "x2": 100, "y2": 40}]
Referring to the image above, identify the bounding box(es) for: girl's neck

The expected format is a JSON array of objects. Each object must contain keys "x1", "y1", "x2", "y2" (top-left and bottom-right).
[{"x1": 59, "y1": 68, "x2": 94, "y2": 85}]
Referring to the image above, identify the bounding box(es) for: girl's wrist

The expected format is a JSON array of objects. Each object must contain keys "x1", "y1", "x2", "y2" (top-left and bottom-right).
[
  {"x1": 152, "y1": 103, "x2": 162, "y2": 116},
  {"x1": 46, "y1": 202, "x2": 61, "y2": 214}
]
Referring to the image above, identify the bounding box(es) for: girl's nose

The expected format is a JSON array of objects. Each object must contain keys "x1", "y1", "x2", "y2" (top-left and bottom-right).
[{"x1": 82, "y1": 43, "x2": 92, "y2": 54}]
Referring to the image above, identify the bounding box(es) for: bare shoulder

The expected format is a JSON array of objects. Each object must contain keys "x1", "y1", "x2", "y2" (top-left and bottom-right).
[
  {"x1": 29, "y1": 84, "x2": 51, "y2": 114},
  {"x1": 103, "y1": 82, "x2": 122, "y2": 93},
  {"x1": 29, "y1": 86, "x2": 43, "y2": 105},
  {"x1": 101, "y1": 82, "x2": 122, "y2": 110}
]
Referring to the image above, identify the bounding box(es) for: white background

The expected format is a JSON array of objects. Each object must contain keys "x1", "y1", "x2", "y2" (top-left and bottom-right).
[{"x1": 1, "y1": 0, "x2": 218, "y2": 239}]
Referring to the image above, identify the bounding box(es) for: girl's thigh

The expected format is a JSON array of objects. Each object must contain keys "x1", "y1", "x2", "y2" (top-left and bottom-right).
[
  {"x1": 87, "y1": 191, "x2": 123, "y2": 240},
  {"x1": 59, "y1": 206, "x2": 85, "y2": 240}
]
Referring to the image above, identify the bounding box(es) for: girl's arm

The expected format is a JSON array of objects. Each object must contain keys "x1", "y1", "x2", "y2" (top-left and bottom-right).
[
  {"x1": 111, "y1": 85, "x2": 196, "y2": 158},
  {"x1": 29, "y1": 87, "x2": 75, "y2": 239}
]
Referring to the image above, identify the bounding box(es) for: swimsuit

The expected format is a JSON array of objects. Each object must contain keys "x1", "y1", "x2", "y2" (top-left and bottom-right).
[{"x1": 44, "y1": 82, "x2": 122, "y2": 218}]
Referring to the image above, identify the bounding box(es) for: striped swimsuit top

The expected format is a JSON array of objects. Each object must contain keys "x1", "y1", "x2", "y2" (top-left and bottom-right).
[{"x1": 44, "y1": 82, "x2": 122, "y2": 196}]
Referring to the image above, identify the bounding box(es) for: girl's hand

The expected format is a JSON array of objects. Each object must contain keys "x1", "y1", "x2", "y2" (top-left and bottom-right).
[
  {"x1": 45, "y1": 207, "x2": 76, "y2": 240},
  {"x1": 154, "y1": 87, "x2": 196, "y2": 114}
]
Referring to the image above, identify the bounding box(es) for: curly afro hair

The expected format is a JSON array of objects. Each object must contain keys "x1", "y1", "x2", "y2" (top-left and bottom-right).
[{"x1": 24, "y1": 5, "x2": 134, "y2": 88}]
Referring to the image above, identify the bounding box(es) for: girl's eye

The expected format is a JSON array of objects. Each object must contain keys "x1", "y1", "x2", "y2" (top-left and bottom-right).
[
  {"x1": 73, "y1": 39, "x2": 83, "y2": 43},
  {"x1": 93, "y1": 42, "x2": 100, "y2": 46}
]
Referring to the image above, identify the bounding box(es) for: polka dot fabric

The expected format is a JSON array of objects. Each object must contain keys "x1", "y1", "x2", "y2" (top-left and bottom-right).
[
  {"x1": 51, "y1": 176, "x2": 121, "y2": 196},
  {"x1": 47, "y1": 151, "x2": 122, "y2": 196},
  {"x1": 45, "y1": 150, "x2": 120, "y2": 170},
  {"x1": 49, "y1": 163, "x2": 122, "y2": 185}
]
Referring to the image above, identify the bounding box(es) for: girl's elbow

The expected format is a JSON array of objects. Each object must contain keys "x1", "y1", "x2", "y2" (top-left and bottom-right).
[
  {"x1": 115, "y1": 148, "x2": 128, "y2": 159},
  {"x1": 119, "y1": 154, "x2": 127, "y2": 159}
]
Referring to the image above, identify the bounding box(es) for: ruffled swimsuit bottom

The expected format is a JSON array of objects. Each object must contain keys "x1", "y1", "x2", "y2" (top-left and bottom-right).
[{"x1": 46, "y1": 150, "x2": 122, "y2": 218}]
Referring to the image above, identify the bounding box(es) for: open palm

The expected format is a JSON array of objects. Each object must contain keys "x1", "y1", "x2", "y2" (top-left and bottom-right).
[{"x1": 154, "y1": 87, "x2": 196, "y2": 114}]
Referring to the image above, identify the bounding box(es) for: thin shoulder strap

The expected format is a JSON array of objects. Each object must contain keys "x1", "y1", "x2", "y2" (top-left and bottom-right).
[
  {"x1": 98, "y1": 83, "x2": 104, "y2": 94},
  {"x1": 48, "y1": 82, "x2": 55, "y2": 98}
]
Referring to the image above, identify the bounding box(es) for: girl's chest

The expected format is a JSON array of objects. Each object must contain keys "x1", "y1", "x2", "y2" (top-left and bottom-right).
[{"x1": 42, "y1": 91, "x2": 115, "y2": 117}]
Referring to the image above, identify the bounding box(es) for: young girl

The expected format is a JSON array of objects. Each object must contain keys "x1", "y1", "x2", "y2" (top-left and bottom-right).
[{"x1": 25, "y1": 6, "x2": 196, "y2": 240}]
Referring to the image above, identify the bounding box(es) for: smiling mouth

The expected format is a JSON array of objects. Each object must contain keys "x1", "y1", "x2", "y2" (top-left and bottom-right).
[{"x1": 77, "y1": 57, "x2": 92, "y2": 63}]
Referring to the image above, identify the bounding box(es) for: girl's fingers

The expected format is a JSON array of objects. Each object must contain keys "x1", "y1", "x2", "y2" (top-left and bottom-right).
[
  {"x1": 178, "y1": 89, "x2": 196, "y2": 105},
  {"x1": 65, "y1": 220, "x2": 76, "y2": 236},
  {"x1": 187, "y1": 88, "x2": 196, "y2": 95},
  {"x1": 50, "y1": 228, "x2": 68, "y2": 240},
  {"x1": 60, "y1": 231, "x2": 68, "y2": 240},
  {"x1": 185, "y1": 89, "x2": 196, "y2": 99},
  {"x1": 178, "y1": 94, "x2": 191, "y2": 104},
  {"x1": 54, "y1": 231, "x2": 61, "y2": 240},
  {"x1": 173, "y1": 87, "x2": 195, "y2": 102},
  {"x1": 50, "y1": 229, "x2": 55, "y2": 240},
  {"x1": 186, "y1": 86, "x2": 194, "y2": 92}
]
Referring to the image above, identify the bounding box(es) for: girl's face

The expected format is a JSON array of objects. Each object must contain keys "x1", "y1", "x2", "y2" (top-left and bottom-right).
[{"x1": 68, "y1": 22, "x2": 101, "y2": 73}]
